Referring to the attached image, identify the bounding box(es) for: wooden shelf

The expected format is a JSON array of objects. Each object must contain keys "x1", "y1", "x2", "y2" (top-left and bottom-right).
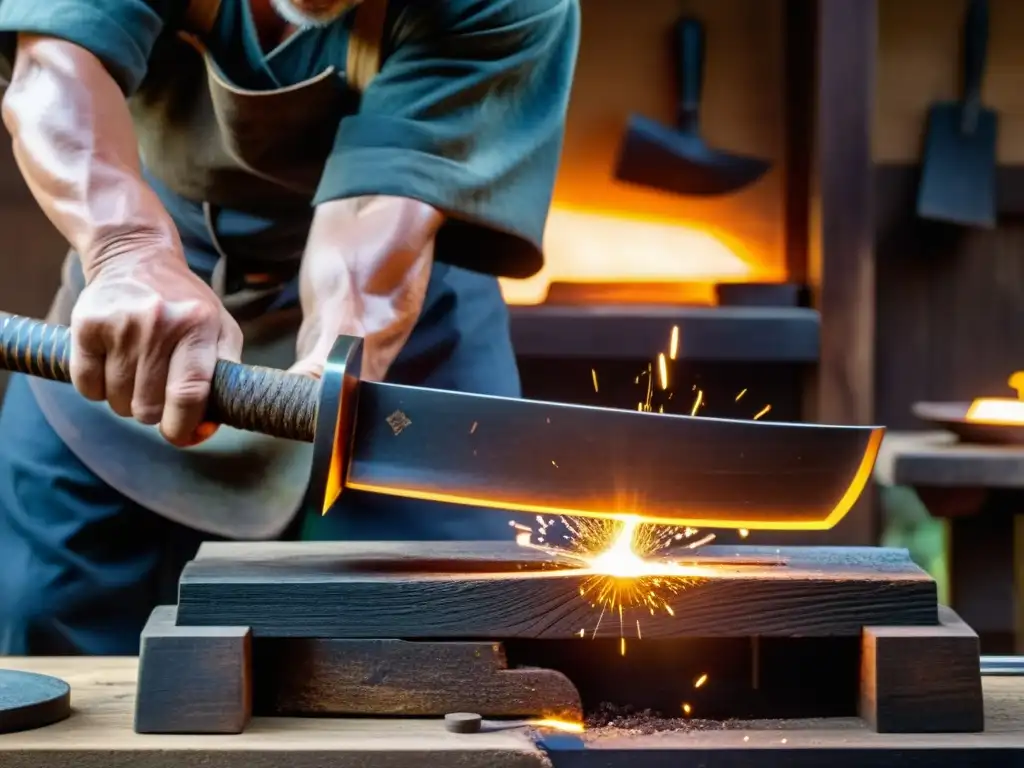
[{"x1": 509, "y1": 304, "x2": 820, "y2": 363}]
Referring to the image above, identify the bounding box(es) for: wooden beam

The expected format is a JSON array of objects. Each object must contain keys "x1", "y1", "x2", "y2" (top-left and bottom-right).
[
  {"x1": 176, "y1": 543, "x2": 937, "y2": 639},
  {"x1": 254, "y1": 637, "x2": 582, "y2": 720},
  {"x1": 135, "y1": 606, "x2": 252, "y2": 734},
  {"x1": 860, "y1": 607, "x2": 984, "y2": 733},
  {"x1": 801, "y1": 0, "x2": 879, "y2": 546}
]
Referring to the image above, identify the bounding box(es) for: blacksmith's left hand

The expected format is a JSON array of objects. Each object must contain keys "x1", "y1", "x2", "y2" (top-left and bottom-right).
[{"x1": 289, "y1": 196, "x2": 440, "y2": 382}]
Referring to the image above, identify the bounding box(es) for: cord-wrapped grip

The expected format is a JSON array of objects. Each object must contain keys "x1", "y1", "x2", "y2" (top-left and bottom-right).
[
  {"x1": 0, "y1": 314, "x2": 318, "y2": 443},
  {"x1": 207, "y1": 360, "x2": 317, "y2": 442},
  {"x1": 0, "y1": 314, "x2": 72, "y2": 382}
]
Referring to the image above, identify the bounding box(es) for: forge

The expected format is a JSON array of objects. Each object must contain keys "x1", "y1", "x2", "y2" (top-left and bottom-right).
[{"x1": 135, "y1": 539, "x2": 984, "y2": 737}]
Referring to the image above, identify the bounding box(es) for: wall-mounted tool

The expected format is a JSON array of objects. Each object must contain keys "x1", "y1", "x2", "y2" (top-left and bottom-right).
[
  {"x1": 916, "y1": 0, "x2": 997, "y2": 228},
  {"x1": 614, "y1": 16, "x2": 771, "y2": 197}
]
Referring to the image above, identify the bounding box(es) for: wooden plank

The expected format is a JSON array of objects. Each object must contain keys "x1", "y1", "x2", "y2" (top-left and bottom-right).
[
  {"x1": 860, "y1": 606, "x2": 983, "y2": 733},
  {"x1": 176, "y1": 543, "x2": 938, "y2": 639},
  {"x1": 135, "y1": 606, "x2": 252, "y2": 734},
  {"x1": 254, "y1": 638, "x2": 582, "y2": 720},
  {"x1": 5, "y1": 658, "x2": 1024, "y2": 768},
  {"x1": 0, "y1": 657, "x2": 547, "y2": 768},
  {"x1": 880, "y1": 431, "x2": 1024, "y2": 488}
]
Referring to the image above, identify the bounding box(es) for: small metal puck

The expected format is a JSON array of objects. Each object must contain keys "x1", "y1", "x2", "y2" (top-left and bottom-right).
[
  {"x1": 444, "y1": 712, "x2": 482, "y2": 734},
  {"x1": 0, "y1": 669, "x2": 71, "y2": 734}
]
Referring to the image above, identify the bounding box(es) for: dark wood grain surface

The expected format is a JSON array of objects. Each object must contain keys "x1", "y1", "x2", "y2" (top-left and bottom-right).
[
  {"x1": 135, "y1": 606, "x2": 252, "y2": 735},
  {"x1": 177, "y1": 543, "x2": 938, "y2": 639},
  {"x1": 255, "y1": 637, "x2": 582, "y2": 721},
  {"x1": 860, "y1": 606, "x2": 983, "y2": 733}
]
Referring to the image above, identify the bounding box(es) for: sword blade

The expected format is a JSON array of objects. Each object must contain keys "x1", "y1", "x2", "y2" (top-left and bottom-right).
[{"x1": 342, "y1": 382, "x2": 883, "y2": 531}]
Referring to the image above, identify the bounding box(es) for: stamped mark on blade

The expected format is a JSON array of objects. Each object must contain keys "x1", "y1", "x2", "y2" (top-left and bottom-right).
[{"x1": 386, "y1": 410, "x2": 412, "y2": 435}]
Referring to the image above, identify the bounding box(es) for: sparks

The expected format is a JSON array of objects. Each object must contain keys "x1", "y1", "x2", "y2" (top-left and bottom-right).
[
  {"x1": 690, "y1": 389, "x2": 703, "y2": 416},
  {"x1": 735, "y1": 388, "x2": 747, "y2": 402},
  {"x1": 657, "y1": 353, "x2": 669, "y2": 391},
  {"x1": 753, "y1": 404, "x2": 771, "y2": 420},
  {"x1": 682, "y1": 703, "x2": 692, "y2": 716},
  {"x1": 694, "y1": 673, "x2": 708, "y2": 688},
  {"x1": 669, "y1": 325, "x2": 679, "y2": 360},
  {"x1": 470, "y1": 421, "x2": 478, "y2": 434},
  {"x1": 591, "y1": 368, "x2": 599, "y2": 393},
  {"x1": 528, "y1": 718, "x2": 585, "y2": 733},
  {"x1": 517, "y1": 516, "x2": 713, "y2": 647}
]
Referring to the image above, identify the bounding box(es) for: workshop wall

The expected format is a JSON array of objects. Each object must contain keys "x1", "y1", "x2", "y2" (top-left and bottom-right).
[
  {"x1": 501, "y1": 0, "x2": 789, "y2": 305},
  {"x1": 873, "y1": 0, "x2": 1024, "y2": 429}
]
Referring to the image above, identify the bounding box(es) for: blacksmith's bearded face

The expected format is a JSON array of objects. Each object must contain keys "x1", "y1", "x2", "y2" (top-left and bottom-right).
[{"x1": 269, "y1": 0, "x2": 362, "y2": 27}]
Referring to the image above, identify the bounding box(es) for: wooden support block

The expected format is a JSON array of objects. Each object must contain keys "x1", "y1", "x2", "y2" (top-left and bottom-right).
[
  {"x1": 860, "y1": 606, "x2": 984, "y2": 733},
  {"x1": 134, "y1": 605, "x2": 252, "y2": 734},
  {"x1": 254, "y1": 638, "x2": 583, "y2": 721},
  {"x1": 178, "y1": 543, "x2": 939, "y2": 639}
]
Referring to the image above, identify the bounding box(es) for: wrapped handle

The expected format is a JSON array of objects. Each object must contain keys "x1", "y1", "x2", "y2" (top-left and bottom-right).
[
  {"x1": 674, "y1": 16, "x2": 704, "y2": 134},
  {"x1": 0, "y1": 314, "x2": 318, "y2": 442},
  {"x1": 961, "y1": 0, "x2": 989, "y2": 134}
]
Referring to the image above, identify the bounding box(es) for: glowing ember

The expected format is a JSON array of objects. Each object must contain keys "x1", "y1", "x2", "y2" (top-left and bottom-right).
[
  {"x1": 966, "y1": 398, "x2": 1024, "y2": 423},
  {"x1": 967, "y1": 371, "x2": 1024, "y2": 424},
  {"x1": 528, "y1": 718, "x2": 586, "y2": 733},
  {"x1": 669, "y1": 325, "x2": 679, "y2": 360}
]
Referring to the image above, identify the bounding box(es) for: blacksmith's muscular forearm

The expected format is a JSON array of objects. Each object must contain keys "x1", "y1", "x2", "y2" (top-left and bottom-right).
[
  {"x1": 291, "y1": 196, "x2": 443, "y2": 381},
  {"x1": 1, "y1": 35, "x2": 177, "y2": 277},
  {"x1": 1, "y1": 34, "x2": 243, "y2": 447}
]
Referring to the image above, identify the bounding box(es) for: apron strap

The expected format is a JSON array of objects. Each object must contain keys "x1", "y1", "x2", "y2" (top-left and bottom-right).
[{"x1": 346, "y1": 0, "x2": 389, "y2": 93}]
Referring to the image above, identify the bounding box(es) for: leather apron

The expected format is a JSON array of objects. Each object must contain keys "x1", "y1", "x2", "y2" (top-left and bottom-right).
[{"x1": 28, "y1": 0, "x2": 389, "y2": 540}]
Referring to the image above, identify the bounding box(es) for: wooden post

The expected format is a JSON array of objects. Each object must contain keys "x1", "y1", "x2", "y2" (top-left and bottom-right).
[{"x1": 787, "y1": 0, "x2": 879, "y2": 545}]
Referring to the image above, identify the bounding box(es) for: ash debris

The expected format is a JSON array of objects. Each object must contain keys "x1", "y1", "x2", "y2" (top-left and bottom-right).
[{"x1": 584, "y1": 702, "x2": 729, "y2": 735}]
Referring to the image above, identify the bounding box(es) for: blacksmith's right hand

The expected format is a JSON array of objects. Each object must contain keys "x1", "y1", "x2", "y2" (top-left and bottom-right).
[{"x1": 69, "y1": 235, "x2": 244, "y2": 447}]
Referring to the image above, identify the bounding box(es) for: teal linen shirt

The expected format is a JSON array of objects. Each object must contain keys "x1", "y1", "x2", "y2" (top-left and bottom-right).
[{"x1": 0, "y1": 0, "x2": 580, "y2": 278}]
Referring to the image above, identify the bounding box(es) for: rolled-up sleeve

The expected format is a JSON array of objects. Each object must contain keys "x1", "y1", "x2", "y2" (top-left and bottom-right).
[
  {"x1": 315, "y1": 0, "x2": 581, "y2": 279},
  {"x1": 0, "y1": 0, "x2": 171, "y2": 95}
]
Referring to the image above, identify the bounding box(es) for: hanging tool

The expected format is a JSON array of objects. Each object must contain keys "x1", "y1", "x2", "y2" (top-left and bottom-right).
[
  {"x1": 917, "y1": 0, "x2": 997, "y2": 228},
  {"x1": 614, "y1": 16, "x2": 771, "y2": 196}
]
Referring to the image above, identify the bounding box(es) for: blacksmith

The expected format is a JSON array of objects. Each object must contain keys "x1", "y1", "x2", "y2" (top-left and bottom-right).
[{"x1": 0, "y1": 0, "x2": 579, "y2": 654}]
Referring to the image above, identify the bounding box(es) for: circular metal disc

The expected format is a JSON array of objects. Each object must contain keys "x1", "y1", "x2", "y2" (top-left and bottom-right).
[
  {"x1": 0, "y1": 669, "x2": 71, "y2": 734},
  {"x1": 444, "y1": 712, "x2": 483, "y2": 733}
]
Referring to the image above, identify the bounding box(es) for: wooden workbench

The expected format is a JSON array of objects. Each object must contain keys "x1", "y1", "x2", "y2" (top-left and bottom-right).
[
  {"x1": 2, "y1": 657, "x2": 1024, "y2": 767},
  {"x1": 876, "y1": 430, "x2": 1024, "y2": 653}
]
